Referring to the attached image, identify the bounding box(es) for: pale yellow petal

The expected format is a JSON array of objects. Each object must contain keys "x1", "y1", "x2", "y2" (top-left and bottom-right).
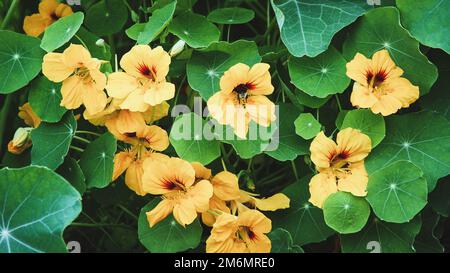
[
  {"x1": 219, "y1": 63, "x2": 250, "y2": 94},
  {"x1": 173, "y1": 198, "x2": 197, "y2": 227},
  {"x1": 60, "y1": 76, "x2": 84, "y2": 110},
  {"x1": 146, "y1": 199, "x2": 175, "y2": 227},
  {"x1": 255, "y1": 193, "x2": 290, "y2": 211},
  {"x1": 106, "y1": 72, "x2": 140, "y2": 99},
  {"x1": 310, "y1": 131, "x2": 337, "y2": 169},
  {"x1": 245, "y1": 95, "x2": 276, "y2": 127},
  {"x1": 308, "y1": 172, "x2": 338, "y2": 208},
  {"x1": 337, "y1": 162, "x2": 368, "y2": 197},
  {"x1": 143, "y1": 81, "x2": 175, "y2": 106},
  {"x1": 211, "y1": 171, "x2": 240, "y2": 201},
  {"x1": 336, "y1": 128, "x2": 372, "y2": 163},
  {"x1": 42, "y1": 52, "x2": 73, "y2": 82}
]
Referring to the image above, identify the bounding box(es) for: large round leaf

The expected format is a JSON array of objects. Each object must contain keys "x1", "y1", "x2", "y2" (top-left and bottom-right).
[
  {"x1": 0, "y1": 31, "x2": 44, "y2": 94},
  {"x1": 170, "y1": 113, "x2": 220, "y2": 165},
  {"x1": 187, "y1": 40, "x2": 261, "y2": 100},
  {"x1": 28, "y1": 76, "x2": 67, "y2": 123},
  {"x1": 323, "y1": 192, "x2": 370, "y2": 234},
  {"x1": 340, "y1": 216, "x2": 421, "y2": 253},
  {"x1": 366, "y1": 161, "x2": 427, "y2": 224},
  {"x1": 265, "y1": 103, "x2": 309, "y2": 161},
  {"x1": 396, "y1": 0, "x2": 450, "y2": 54},
  {"x1": 288, "y1": 46, "x2": 350, "y2": 98},
  {"x1": 30, "y1": 112, "x2": 77, "y2": 170},
  {"x1": 85, "y1": 0, "x2": 128, "y2": 36},
  {"x1": 207, "y1": 7, "x2": 255, "y2": 24},
  {"x1": 340, "y1": 109, "x2": 385, "y2": 148},
  {"x1": 169, "y1": 11, "x2": 220, "y2": 48},
  {"x1": 138, "y1": 199, "x2": 202, "y2": 253},
  {"x1": 137, "y1": 1, "x2": 177, "y2": 44},
  {"x1": 40, "y1": 12, "x2": 84, "y2": 52},
  {"x1": 271, "y1": 176, "x2": 335, "y2": 246},
  {"x1": 343, "y1": 7, "x2": 438, "y2": 95},
  {"x1": 365, "y1": 111, "x2": 450, "y2": 191},
  {"x1": 0, "y1": 166, "x2": 81, "y2": 253},
  {"x1": 79, "y1": 132, "x2": 117, "y2": 189},
  {"x1": 270, "y1": 0, "x2": 370, "y2": 57}
]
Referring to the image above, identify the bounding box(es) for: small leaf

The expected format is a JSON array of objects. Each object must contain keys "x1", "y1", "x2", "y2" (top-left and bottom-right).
[
  {"x1": 294, "y1": 113, "x2": 321, "y2": 140},
  {"x1": 170, "y1": 113, "x2": 220, "y2": 165},
  {"x1": 323, "y1": 192, "x2": 370, "y2": 234},
  {"x1": 137, "y1": 1, "x2": 177, "y2": 44},
  {"x1": 79, "y1": 132, "x2": 117, "y2": 189},
  {"x1": 31, "y1": 112, "x2": 76, "y2": 170},
  {"x1": 0, "y1": 31, "x2": 45, "y2": 94},
  {"x1": 138, "y1": 199, "x2": 202, "y2": 253},
  {"x1": 289, "y1": 46, "x2": 350, "y2": 98},
  {"x1": 366, "y1": 161, "x2": 427, "y2": 223},
  {"x1": 0, "y1": 166, "x2": 81, "y2": 253},
  {"x1": 169, "y1": 11, "x2": 220, "y2": 48},
  {"x1": 340, "y1": 109, "x2": 385, "y2": 148},
  {"x1": 57, "y1": 157, "x2": 86, "y2": 195},
  {"x1": 41, "y1": 12, "x2": 84, "y2": 52},
  {"x1": 28, "y1": 76, "x2": 67, "y2": 123},
  {"x1": 268, "y1": 228, "x2": 304, "y2": 253},
  {"x1": 207, "y1": 7, "x2": 255, "y2": 24}
]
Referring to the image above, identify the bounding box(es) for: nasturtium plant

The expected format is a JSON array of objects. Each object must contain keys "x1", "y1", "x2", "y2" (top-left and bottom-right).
[{"x1": 0, "y1": 0, "x2": 449, "y2": 254}]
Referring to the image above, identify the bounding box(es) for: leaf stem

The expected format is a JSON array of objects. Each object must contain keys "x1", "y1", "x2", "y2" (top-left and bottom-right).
[
  {"x1": 226, "y1": 24, "x2": 231, "y2": 42},
  {"x1": 291, "y1": 160, "x2": 299, "y2": 181},
  {"x1": 1, "y1": 0, "x2": 20, "y2": 29},
  {"x1": 74, "y1": 34, "x2": 88, "y2": 49},
  {"x1": 73, "y1": 135, "x2": 90, "y2": 144},
  {"x1": 76, "y1": 130, "x2": 101, "y2": 137},
  {"x1": 70, "y1": 145, "x2": 84, "y2": 153},
  {"x1": 117, "y1": 204, "x2": 138, "y2": 221},
  {"x1": 335, "y1": 94, "x2": 342, "y2": 112}
]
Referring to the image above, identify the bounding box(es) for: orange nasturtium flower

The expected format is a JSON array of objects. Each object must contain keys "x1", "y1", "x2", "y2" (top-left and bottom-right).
[
  {"x1": 106, "y1": 45, "x2": 175, "y2": 112},
  {"x1": 141, "y1": 157, "x2": 214, "y2": 227},
  {"x1": 23, "y1": 0, "x2": 73, "y2": 37},
  {"x1": 107, "y1": 110, "x2": 170, "y2": 196},
  {"x1": 308, "y1": 128, "x2": 372, "y2": 208},
  {"x1": 346, "y1": 49, "x2": 419, "y2": 116},
  {"x1": 8, "y1": 103, "x2": 42, "y2": 155},
  {"x1": 207, "y1": 63, "x2": 276, "y2": 139},
  {"x1": 206, "y1": 209, "x2": 272, "y2": 253},
  {"x1": 42, "y1": 44, "x2": 108, "y2": 116}
]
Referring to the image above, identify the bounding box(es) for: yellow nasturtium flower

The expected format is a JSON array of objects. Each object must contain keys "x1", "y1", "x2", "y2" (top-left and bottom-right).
[
  {"x1": 142, "y1": 157, "x2": 213, "y2": 227},
  {"x1": 207, "y1": 63, "x2": 276, "y2": 139},
  {"x1": 346, "y1": 49, "x2": 419, "y2": 116},
  {"x1": 206, "y1": 210, "x2": 272, "y2": 253},
  {"x1": 309, "y1": 128, "x2": 372, "y2": 208},
  {"x1": 106, "y1": 45, "x2": 175, "y2": 112},
  {"x1": 42, "y1": 44, "x2": 107, "y2": 116},
  {"x1": 23, "y1": 0, "x2": 73, "y2": 37},
  {"x1": 108, "y1": 112, "x2": 170, "y2": 196},
  {"x1": 18, "y1": 102, "x2": 41, "y2": 128}
]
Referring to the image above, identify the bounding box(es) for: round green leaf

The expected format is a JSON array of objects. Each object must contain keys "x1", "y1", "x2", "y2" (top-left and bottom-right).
[
  {"x1": 57, "y1": 157, "x2": 86, "y2": 195},
  {"x1": 79, "y1": 132, "x2": 117, "y2": 189},
  {"x1": 265, "y1": 103, "x2": 309, "y2": 161},
  {"x1": 170, "y1": 113, "x2": 220, "y2": 165},
  {"x1": 207, "y1": 7, "x2": 255, "y2": 24},
  {"x1": 0, "y1": 31, "x2": 45, "y2": 94},
  {"x1": 30, "y1": 112, "x2": 77, "y2": 170},
  {"x1": 85, "y1": 0, "x2": 128, "y2": 36},
  {"x1": 272, "y1": 176, "x2": 335, "y2": 246},
  {"x1": 187, "y1": 40, "x2": 261, "y2": 100},
  {"x1": 343, "y1": 7, "x2": 438, "y2": 95},
  {"x1": 341, "y1": 216, "x2": 421, "y2": 253},
  {"x1": 341, "y1": 109, "x2": 385, "y2": 148},
  {"x1": 40, "y1": 12, "x2": 84, "y2": 52},
  {"x1": 137, "y1": 1, "x2": 177, "y2": 44},
  {"x1": 28, "y1": 76, "x2": 67, "y2": 123},
  {"x1": 268, "y1": 228, "x2": 304, "y2": 253},
  {"x1": 365, "y1": 111, "x2": 450, "y2": 191},
  {"x1": 0, "y1": 166, "x2": 81, "y2": 253},
  {"x1": 288, "y1": 46, "x2": 350, "y2": 98},
  {"x1": 271, "y1": 0, "x2": 370, "y2": 57},
  {"x1": 323, "y1": 192, "x2": 370, "y2": 234},
  {"x1": 125, "y1": 23, "x2": 145, "y2": 41},
  {"x1": 294, "y1": 113, "x2": 321, "y2": 140},
  {"x1": 169, "y1": 11, "x2": 220, "y2": 48},
  {"x1": 366, "y1": 161, "x2": 427, "y2": 223},
  {"x1": 138, "y1": 199, "x2": 202, "y2": 253},
  {"x1": 396, "y1": 0, "x2": 450, "y2": 54}
]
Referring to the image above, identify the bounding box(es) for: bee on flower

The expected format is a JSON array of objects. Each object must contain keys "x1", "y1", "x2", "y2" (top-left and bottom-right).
[
  {"x1": 23, "y1": 0, "x2": 73, "y2": 37},
  {"x1": 207, "y1": 63, "x2": 276, "y2": 139},
  {"x1": 346, "y1": 49, "x2": 419, "y2": 116}
]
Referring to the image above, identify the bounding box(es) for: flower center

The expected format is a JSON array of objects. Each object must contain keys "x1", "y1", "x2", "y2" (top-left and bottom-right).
[
  {"x1": 329, "y1": 151, "x2": 350, "y2": 169},
  {"x1": 233, "y1": 83, "x2": 254, "y2": 105},
  {"x1": 366, "y1": 70, "x2": 387, "y2": 92},
  {"x1": 74, "y1": 66, "x2": 93, "y2": 83},
  {"x1": 238, "y1": 226, "x2": 257, "y2": 243},
  {"x1": 137, "y1": 63, "x2": 157, "y2": 81}
]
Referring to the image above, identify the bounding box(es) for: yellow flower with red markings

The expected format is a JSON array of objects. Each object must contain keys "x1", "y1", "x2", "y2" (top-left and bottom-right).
[
  {"x1": 23, "y1": 0, "x2": 73, "y2": 37},
  {"x1": 207, "y1": 63, "x2": 276, "y2": 139},
  {"x1": 346, "y1": 49, "x2": 419, "y2": 116},
  {"x1": 142, "y1": 157, "x2": 213, "y2": 227},
  {"x1": 42, "y1": 44, "x2": 107, "y2": 115},
  {"x1": 106, "y1": 45, "x2": 175, "y2": 112},
  {"x1": 308, "y1": 128, "x2": 372, "y2": 208}
]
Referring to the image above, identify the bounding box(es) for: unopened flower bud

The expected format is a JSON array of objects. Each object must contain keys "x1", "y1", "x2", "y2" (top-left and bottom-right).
[
  {"x1": 169, "y1": 40, "x2": 186, "y2": 57},
  {"x1": 95, "y1": 38, "x2": 105, "y2": 47},
  {"x1": 12, "y1": 127, "x2": 32, "y2": 147}
]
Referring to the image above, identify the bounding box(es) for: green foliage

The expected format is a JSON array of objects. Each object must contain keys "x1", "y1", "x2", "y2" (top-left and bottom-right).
[{"x1": 41, "y1": 12, "x2": 84, "y2": 52}]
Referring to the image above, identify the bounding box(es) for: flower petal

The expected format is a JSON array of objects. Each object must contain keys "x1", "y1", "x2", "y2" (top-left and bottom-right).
[
  {"x1": 42, "y1": 52, "x2": 73, "y2": 82},
  {"x1": 139, "y1": 125, "x2": 170, "y2": 151},
  {"x1": 23, "y1": 14, "x2": 52, "y2": 37},
  {"x1": 247, "y1": 63, "x2": 274, "y2": 96},
  {"x1": 219, "y1": 63, "x2": 250, "y2": 94},
  {"x1": 173, "y1": 198, "x2": 197, "y2": 227},
  {"x1": 60, "y1": 76, "x2": 84, "y2": 110},
  {"x1": 310, "y1": 131, "x2": 337, "y2": 169},
  {"x1": 337, "y1": 161, "x2": 368, "y2": 197},
  {"x1": 246, "y1": 95, "x2": 276, "y2": 127},
  {"x1": 189, "y1": 180, "x2": 213, "y2": 213},
  {"x1": 309, "y1": 172, "x2": 338, "y2": 208},
  {"x1": 255, "y1": 193, "x2": 290, "y2": 211},
  {"x1": 146, "y1": 199, "x2": 175, "y2": 227},
  {"x1": 211, "y1": 171, "x2": 240, "y2": 201},
  {"x1": 112, "y1": 151, "x2": 133, "y2": 181},
  {"x1": 143, "y1": 81, "x2": 175, "y2": 106},
  {"x1": 336, "y1": 128, "x2": 372, "y2": 163},
  {"x1": 106, "y1": 72, "x2": 140, "y2": 99}
]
